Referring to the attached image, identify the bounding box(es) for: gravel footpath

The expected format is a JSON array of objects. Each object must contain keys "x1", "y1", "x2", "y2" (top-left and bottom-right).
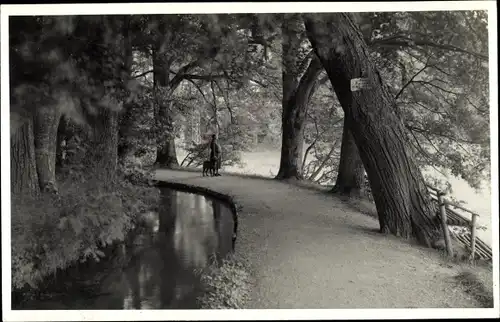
[{"x1": 155, "y1": 169, "x2": 481, "y2": 309}]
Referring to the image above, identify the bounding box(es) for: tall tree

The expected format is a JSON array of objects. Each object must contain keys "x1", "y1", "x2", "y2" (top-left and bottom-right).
[
  {"x1": 9, "y1": 17, "x2": 44, "y2": 197},
  {"x1": 10, "y1": 116, "x2": 40, "y2": 197},
  {"x1": 359, "y1": 11, "x2": 490, "y2": 190},
  {"x1": 9, "y1": 17, "x2": 65, "y2": 193},
  {"x1": 311, "y1": 11, "x2": 490, "y2": 194},
  {"x1": 276, "y1": 13, "x2": 323, "y2": 180},
  {"x1": 136, "y1": 14, "x2": 227, "y2": 168},
  {"x1": 10, "y1": 15, "x2": 136, "y2": 190},
  {"x1": 304, "y1": 13, "x2": 442, "y2": 247},
  {"x1": 71, "y1": 16, "x2": 129, "y2": 180}
]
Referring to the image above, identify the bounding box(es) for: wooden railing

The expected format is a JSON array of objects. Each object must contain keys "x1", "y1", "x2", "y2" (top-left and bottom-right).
[{"x1": 426, "y1": 184, "x2": 492, "y2": 261}]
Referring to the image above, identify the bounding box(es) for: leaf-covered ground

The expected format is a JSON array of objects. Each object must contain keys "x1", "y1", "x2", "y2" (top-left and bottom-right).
[{"x1": 155, "y1": 168, "x2": 491, "y2": 309}]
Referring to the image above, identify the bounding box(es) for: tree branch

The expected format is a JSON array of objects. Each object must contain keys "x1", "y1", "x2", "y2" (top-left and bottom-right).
[
  {"x1": 169, "y1": 60, "x2": 201, "y2": 90},
  {"x1": 169, "y1": 45, "x2": 221, "y2": 90},
  {"x1": 214, "y1": 80, "x2": 235, "y2": 124},
  {"x1": 307, "y1": 119, "x2": 344, "y2": 182},
  {"x1": 181, "y1": 73, "x2": 226, "y2": 81},
  {"x1": 370, "y1": 36, "x2": 488, "y2": 61},
  {"x1": 406, "y1": 127, "x2": 448, "y2": 177},
  {"x1": 406, "y1": 124, "x2": 479, "y2": 145},
  {"x1": 186, "y1": 78, "x2": 213, "y2": 107},
  {"x1": 403, "y1": 48, "x2": 455, "y2": 77},
  {"x1": 248, "y1": 77, "x2": 269, "y2": 88},
  {"x1": 133, "y1": 70, "x2": 153, "y2": 79},
  {"x1": 408, "y1": 100, "x2": 447, "y2": 117},
  {"x1": 394, "y1": 57, "x2": 430, "y2": 101},
  {"x1": 412, "y1": 80, "x2": 461, "y2": 96},
  {"x1": 301, "y1": 111, "x2": 320, "y2": 173}
]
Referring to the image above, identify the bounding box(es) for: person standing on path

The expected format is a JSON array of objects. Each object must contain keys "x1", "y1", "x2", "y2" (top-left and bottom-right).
[{"x1": 210, "y1": 134, "x2": 222, "y2": 176}]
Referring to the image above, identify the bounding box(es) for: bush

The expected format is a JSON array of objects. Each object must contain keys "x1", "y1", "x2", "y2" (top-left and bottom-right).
[
  {"x1": 118, "y1": 158, "x2": 157, "y2": 187},
  {"x1": 195, "y1": 253, "x2": 253, "y2": 309},
  {"x1": 11, "y1": 166, "x2": 160, "y2": 291}
]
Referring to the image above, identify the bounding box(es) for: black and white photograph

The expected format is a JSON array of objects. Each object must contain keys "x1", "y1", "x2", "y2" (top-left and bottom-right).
[{"x1": 1, "y1": 1, "x2": 498, "y2": 321}]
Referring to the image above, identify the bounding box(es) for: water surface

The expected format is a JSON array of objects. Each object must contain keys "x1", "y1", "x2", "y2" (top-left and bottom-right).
[{"x1": 15, "y1": 188, "x2": 236, "y2": 310}]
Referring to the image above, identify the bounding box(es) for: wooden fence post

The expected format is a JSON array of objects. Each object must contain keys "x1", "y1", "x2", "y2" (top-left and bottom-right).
[
  {"x1": 438, "y1": 191, "x2": 454, "y2": 257},
  {"x1": 470, "y1": 214, "x2": 478, "y2": 261}
]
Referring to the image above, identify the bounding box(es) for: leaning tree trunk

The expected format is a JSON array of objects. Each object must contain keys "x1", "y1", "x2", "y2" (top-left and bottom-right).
[
  {"x1": 33, "y1": 105, "x2": 62, "y2": 193},
  {"x1": 331, "y1": 118, "x2": 365, "y2": 197},
  {"x1": 304, "y1": 13, "x2": 441, "y2": 247},
  {"x1": 11, "y1": 116, "x2": 40, "y2": 197},
  {"x1": 276, "y1": 14, "x2": 323, "y2": 180}
]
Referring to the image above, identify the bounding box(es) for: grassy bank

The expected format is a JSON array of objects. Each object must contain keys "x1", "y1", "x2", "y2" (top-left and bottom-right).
[
  {"x1": 453, "y1": 267, "x2": 494, "y2": 308},
  {"x1": 11, "y1": 166, "x2": 160, "y2": 293},
  {"x1": 195, "y1": 253, "x2": 254, "y2": 309}
]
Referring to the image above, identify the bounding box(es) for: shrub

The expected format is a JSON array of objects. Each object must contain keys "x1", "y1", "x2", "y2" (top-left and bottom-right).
[
  {"x1": 11, "y1": 166, "x2": 160, "y2": 291},
  {"x1": 195, "y1": 253, "x2": 253, "y2": 309},
  {"x1": 118, "y1": 158, "x2": 157, "y2": 187}
]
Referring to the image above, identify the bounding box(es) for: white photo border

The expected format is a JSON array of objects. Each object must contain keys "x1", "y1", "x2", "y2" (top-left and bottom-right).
[{"x1": 1, "y1": 1, "x2": 498, "y2": 320}]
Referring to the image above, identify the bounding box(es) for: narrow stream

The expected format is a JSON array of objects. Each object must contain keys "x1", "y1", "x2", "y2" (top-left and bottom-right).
[{"x1": 14, "y1": 187, "x2": 237, "y2": 310}]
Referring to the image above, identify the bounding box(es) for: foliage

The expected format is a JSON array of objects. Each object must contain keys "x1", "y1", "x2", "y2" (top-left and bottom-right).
[
  {"x1": 11, "y1": 167, "x2": 160, "y2": 290},
  {"x1": 301, "y1": 78, "x2": 344, "y2": 184},
  {"x1": 179, "y1": 131, "x2": 244, "y2": 169},
  {"x1": 127, "y1": 13, "x2": 284, "y2": 165},
  {"x1": 10, "y1": 16, "x2": 139, "y2": 133},
  {"x1": 118, "y1": 86, "x2": 157, "y2": 165},
  {"x1": 176, "y1": 60, "x2": 282, "y2": 168},
  {"x1": 358, "y1": 11, "x2": 490, "y2": 190},
  {"x1": 287, "y1": 11, "x2": 490, "y2": 190},
  {"x1": 195, "y1": 253, "x2": 253, "y2": 309}
]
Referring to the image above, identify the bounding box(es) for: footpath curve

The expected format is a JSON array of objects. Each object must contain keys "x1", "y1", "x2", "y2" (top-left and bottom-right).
[{"x1": 155, "y1": 169, "x2": 479, "y2": 309}]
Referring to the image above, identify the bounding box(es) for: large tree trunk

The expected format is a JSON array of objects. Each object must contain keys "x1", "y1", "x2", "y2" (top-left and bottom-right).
[
  {"x1": 117, "y1": 15, "x2": 136, "y2": 163},
  {"x1": 155, "y1": 98, "x2": 179, "y2": 168},
  {"x1": 11, "y1": 117, "x2": 40, "y2": 197},
  {"x1": 91, "y1": 110, "x2": 119, "y2": 181},
  {"x1": 304, "y1": 13, "x2": 441, "y2": 247},
  {"x1": 152, "y1": 44, "x2": 179, "y2": 168},
  {"x1": 33, "y1": 106, "x2": 62, "y2": 193},
  {"x1": 156, "y1": 121, "x2": 179, "y2": 168},
  {"x1": 276, "y1": 14, "x2": 323, "y2": 180},
  {"x1": 331, "y1": 118, "x2": 365, "y2": 197}
]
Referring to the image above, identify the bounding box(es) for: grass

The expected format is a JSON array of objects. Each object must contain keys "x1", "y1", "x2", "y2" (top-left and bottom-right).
[
  {"x1": 453, "y1": 267, "x2": 494, "y2": 308},
  {"x1": 194, "y1": 253, "x2": 254, "y2": 309}
]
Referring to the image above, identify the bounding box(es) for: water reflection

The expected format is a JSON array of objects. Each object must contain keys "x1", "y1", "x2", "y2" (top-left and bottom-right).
[{"x1": 15, "y1": 188, "x2": 236, "y2": 310}]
